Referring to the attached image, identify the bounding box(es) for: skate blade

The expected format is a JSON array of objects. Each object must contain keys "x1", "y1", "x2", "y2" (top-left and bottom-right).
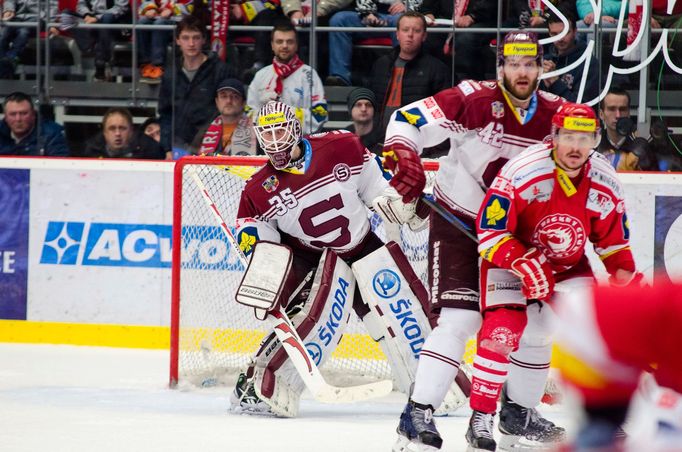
[
  {"x1": 498, "y1": 434, "x2": 558, "y2": 451},
  {"x1": 393, "y1": 435, "x2": 440, "y2": 452},
  {"x1": 229, "y1": 405, "x2": 278, "y2": 417}
]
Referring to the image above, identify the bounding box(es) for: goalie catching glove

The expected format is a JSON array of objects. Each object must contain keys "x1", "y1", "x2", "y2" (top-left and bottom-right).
[
  {"x1": 382, "y1": 146, "x2": 426, "y2": 203},
  {"x1": 372, "y1": 189, "x2": 429, "y2": 231},
  {"x1": 510, "y1": 248, "x2": 555, "y2": 301}
]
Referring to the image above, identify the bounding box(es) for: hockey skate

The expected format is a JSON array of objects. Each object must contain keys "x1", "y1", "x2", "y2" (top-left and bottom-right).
[
  {"x1": 497, "y1": 391, "x2": 565, "y2": 450},
  {"x1": 393, "y1": 400, "x2": 443, "y2": 452},
  {"x1": 465, "y1": 410, "x2": 497, "y2": 452},
  {"x1": 229, "y1": 372, "x2": 275, "y2": 416}
]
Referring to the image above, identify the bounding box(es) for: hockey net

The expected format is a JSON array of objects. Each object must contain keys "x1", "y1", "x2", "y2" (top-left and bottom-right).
[{"x1": 169, "y1": 156, "x2": 469, "y2": 389}]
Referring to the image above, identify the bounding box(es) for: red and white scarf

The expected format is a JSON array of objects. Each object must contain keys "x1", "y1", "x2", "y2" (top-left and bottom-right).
[
  {"x1": 272, "y1": 54, "x2": 304, "y2": 96},
  {"x1": 453, "y1": 0, "x2": 469, "y2": 21}
]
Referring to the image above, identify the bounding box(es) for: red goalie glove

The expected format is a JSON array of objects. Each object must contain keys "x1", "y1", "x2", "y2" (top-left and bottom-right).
[
  {"x1": 510, "y1": 248, "x2": 555, "y2": 301},
  {"x1": 382, "y1": 146, "x2": 426, "y2": 203}
]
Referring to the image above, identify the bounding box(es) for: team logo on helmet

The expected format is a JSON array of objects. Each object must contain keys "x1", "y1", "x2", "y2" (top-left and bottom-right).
[
  {"x1": 372, "y1": 269, "x2": 401, "y2": 299},
  {"x1": 532, "y1": 214, "x2": 586, "y2": 260}
]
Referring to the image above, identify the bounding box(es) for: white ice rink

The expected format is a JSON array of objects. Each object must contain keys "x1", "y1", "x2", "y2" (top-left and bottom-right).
[{"x1": 0, "y1": 343, "x2": 576, "y2": 452}]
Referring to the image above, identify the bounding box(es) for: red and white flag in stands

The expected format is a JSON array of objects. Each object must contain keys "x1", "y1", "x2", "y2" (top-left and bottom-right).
[
  {"x1": 211, "y1": 0, "x2": 230, "y2": 61},
  {"x1": 624, "y1": 0, "x2": 643, "y2": 61}
]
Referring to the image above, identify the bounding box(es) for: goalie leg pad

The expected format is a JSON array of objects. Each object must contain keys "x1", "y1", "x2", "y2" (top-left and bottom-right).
[
  {"x1": 251, "y1": 249, "x2": 356, "y2": 412},
  {"x1": 352, "y1": 242, "x2": 431, "y2": 394}
]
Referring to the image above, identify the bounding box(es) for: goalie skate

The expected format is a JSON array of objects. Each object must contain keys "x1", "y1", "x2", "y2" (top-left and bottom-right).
[
  {"x1": 229, "y1": 373, "x2": 275, "y2": 416},
  {"x1": 393, "y1": 400, "x2": 443, "y2": 452}
]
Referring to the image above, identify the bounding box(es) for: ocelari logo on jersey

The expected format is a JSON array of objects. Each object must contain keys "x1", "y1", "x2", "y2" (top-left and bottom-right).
[
  {"x1": 481, "y1": 194, "x2": 511, "y2": 230},
  {"x1": 397, "y1": 108, "x2": 428, "y2": 129}
]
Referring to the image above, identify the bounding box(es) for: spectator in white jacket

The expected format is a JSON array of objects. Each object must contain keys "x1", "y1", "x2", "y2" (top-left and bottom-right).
[{"x1": 247, "y1": 22, "x2": 328, "y2": 134}]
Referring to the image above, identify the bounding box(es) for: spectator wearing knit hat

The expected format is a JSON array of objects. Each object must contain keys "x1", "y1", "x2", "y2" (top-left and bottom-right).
[{"x1": 345, "y1": 87, "x2": 383, "y2": 156}]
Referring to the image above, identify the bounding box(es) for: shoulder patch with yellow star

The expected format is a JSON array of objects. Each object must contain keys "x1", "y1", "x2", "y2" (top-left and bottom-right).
[{"x1": 396, "y1": 107, "x2": 428, "y2": 129}]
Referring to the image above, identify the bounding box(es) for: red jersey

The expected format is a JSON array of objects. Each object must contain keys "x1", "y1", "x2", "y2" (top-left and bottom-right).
[
  {"x1": 384, "y1": 80, "x2": 565, "y2": 219},
  {"x1": 477, "y1": 144, "x2": 635, "y2": 276},
  {"x1": 236, "y1": 130, "x2": 388, "y2": 256}
]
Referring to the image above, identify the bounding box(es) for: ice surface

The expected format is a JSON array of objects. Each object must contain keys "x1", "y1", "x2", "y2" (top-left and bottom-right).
[{"x1": 0, "y1": 343, "x2": 574, "y2": 452}]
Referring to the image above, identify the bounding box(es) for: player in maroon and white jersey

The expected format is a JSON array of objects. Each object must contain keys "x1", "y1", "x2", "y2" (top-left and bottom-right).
[
  {"x1": 386, "y1": 31, "x2": 566, "y2": 451},
  {"x1": 465, "y1": 103, "x2": 642, "y2": 451},
  {"x1": 230, "y1": 101, "x2": 436, "y2": 418}
]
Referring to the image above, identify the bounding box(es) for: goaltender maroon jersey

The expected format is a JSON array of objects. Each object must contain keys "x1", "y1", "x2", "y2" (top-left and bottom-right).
[
  {"x1": 384, "y1": 80, "x2": 565, "y2": 219},
  {"x1": 477, "y1": 144, "x2": 636, "y2": 276},
  {"x1": 237, "y1": 130, "x2": 388, "y2": 256}
]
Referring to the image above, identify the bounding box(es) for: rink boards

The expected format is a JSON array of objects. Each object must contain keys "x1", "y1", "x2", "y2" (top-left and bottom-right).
[{"x1": 0, "y1": 158, "x2": 681, "y2": 353}]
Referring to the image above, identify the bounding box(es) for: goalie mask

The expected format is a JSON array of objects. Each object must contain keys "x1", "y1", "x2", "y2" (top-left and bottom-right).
[
  {"x1": 497, "y1": 30, "x2": 543, "y2": 101},
  {"x1": 255, "y1": 101, "x2": 302, "y2": 170}
]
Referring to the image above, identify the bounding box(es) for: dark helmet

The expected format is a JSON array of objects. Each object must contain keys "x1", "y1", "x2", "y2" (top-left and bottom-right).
[{"x1": 497, "y1": 30, "x2": 543, "y2": 68}]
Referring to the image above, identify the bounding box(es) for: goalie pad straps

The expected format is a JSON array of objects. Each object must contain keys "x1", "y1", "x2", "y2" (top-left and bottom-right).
[
  {"x1": 352, "y1": 242, "x2": 431, "y2": 393},
  {"x1": 235, "y1": 241, "x2": 296, "y2": 314},
  {"x1": 252, "y1": 249, "x2": 356, "y2": 407}
]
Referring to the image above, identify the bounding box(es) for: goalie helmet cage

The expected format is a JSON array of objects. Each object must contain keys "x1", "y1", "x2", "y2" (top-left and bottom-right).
[{"x1": 169, "y1": 155, "x2": 440, "y2": 389}]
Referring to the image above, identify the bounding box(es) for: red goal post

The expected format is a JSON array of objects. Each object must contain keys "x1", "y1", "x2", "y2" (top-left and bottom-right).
[{"x1": 169, "y1": 156, "x2": 452, "y2": 388}]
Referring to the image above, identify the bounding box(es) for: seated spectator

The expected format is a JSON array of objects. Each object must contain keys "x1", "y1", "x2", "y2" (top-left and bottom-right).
[
  {"x1": 285, "y1": 0, "x2": 352, "y2": 25},
  {"x1": 440, "y1": 0, "x2": 497, "y2": 80},
  {"x1": 370, "y1": 11, "x2": 449, "y2": 131},
  {"x1": 140, "y1": 116, "x2": 161, "y2": 143},
  {"x1": 0, "y1": 92, "x2": 68, "y2": 156},
  {"x1": 82, "y1": 107, "x2": 165, "y2": 159},
  {"x1": 191, "y1": 78, "x2": 258, "y2": 156},
  {"x1": 509, "y1": 0, "x2": 578, "y2": 30},
  {"x1": 247, "y1": 22, "x2": 327, "y2": 134},
  {"x1": 68, "y1": 0, "x2": 131, "y2": 81},
  {"x1": 652, "y1": 0, "x2": 682, "y2": 67},
  {"x1": 230, "y1": 0, "x2": 288, "y2": 81},
  {"x1": 344, "y1": 87, "x2": 382, "y2": 155},
  {"x1": 325, "y1": 0, "x2": 408, "y2": 87},
  {"x1": 576, "y1": 0, "x2": 626, "y2": 44},
  {"x1": 596, "y1": 87, "x2": 657, "y2": 171},
  {"x1": 0, "y1": 0, "x2": 59, "y2": 78},
  {"x1": 158, "y1": 15, "x2": 235, "y2": 154},
  {"x1": 137, "y1": 0, "x2": 175, "y2": 83},
  {"x1": 541, "y1": 11, "x2": 600, "y2": 103}
]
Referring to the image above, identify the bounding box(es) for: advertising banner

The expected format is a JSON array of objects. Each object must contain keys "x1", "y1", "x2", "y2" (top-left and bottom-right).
[{"x1": 0, "y1": 168, "x2": 29, "y2": 320}]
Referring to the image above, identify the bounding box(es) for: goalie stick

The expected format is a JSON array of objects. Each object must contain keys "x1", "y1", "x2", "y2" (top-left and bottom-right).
[{"x1": 187, "y1": 169, "x2": 393, "y2": 403}]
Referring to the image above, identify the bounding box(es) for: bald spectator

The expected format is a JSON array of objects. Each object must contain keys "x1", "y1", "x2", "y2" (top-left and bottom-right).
[{"x1": 0, "y1": 92, "x2": 68, "y2": 156}]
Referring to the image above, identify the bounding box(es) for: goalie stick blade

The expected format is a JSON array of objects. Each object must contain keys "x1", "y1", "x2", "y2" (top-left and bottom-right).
[{"x1": 313, "y1": 379, "x2": 394, "y2": 404}]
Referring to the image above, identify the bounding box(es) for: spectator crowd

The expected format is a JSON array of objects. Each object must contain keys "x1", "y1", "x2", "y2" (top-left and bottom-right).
[{"x1": 1, "y1": 0, "x2": 682, "y2": 170}]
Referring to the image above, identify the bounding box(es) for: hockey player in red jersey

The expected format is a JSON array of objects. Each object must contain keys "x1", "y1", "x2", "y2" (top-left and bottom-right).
[
  {"x1": 384, "y1": 31, "x2": 566, "y2": 451},
  {"x1": 467, "y1": 103, "x2": 642, "y2": 451},
  {"x1": 230, "y1": 101, "x2": 440, "y2": 418},
  {"x1": 554, "y1": 282, "x2": 682, "y2": 451}
]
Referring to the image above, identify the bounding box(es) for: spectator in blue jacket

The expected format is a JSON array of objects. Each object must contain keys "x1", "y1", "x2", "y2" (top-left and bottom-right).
[
  {"x1": 0, "y1": 92, "x2": 69, "y2": 156},
  {"x1": 541, "y1": 11, "x2": 600, "y2": 103},
  {"x1": 576, "y1": 0, "x2": 627, "y2": 43}
]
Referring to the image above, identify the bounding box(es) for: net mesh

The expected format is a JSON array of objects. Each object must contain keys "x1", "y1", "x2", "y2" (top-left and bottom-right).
[{"x1": 172, "y1": 157, "x2": 465, "y2": 389}]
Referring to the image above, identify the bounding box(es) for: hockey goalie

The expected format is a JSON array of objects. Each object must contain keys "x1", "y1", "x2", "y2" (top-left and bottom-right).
[{"x1": 229, "y1": 101, "x2": 466, "y2": 417}]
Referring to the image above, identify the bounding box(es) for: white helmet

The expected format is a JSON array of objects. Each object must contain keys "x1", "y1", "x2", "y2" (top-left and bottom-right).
[{"x1": 254, "y1": 101, "x2": 302, "y2": 170}]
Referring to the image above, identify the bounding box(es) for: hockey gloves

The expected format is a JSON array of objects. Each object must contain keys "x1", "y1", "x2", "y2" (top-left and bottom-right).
[
  {"x1": 383, "y1": 147, "x2": 426, "y2": 203},
  {"x1": 510, "y1": 248, "x2": 555, "y2": 301}
]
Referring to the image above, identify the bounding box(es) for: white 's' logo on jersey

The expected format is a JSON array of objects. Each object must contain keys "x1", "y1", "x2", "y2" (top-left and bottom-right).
[{"x1": 333, "y1": 163, "x2": 351, "y2": 182}]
